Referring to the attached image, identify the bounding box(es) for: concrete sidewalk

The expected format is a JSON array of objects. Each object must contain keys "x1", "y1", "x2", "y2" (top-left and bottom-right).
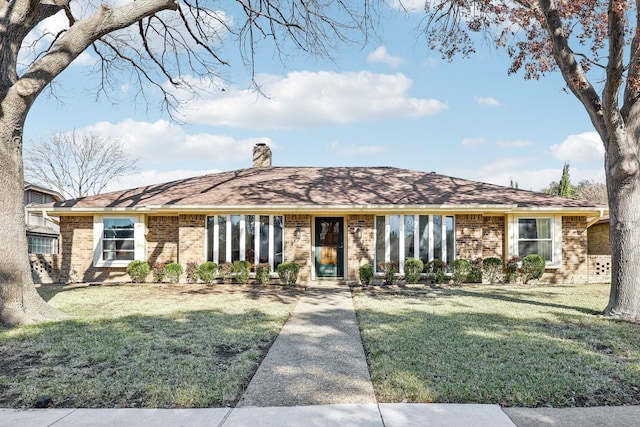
[{"x1": 237, "y1": 282, "x2": 376, "y2": 406}]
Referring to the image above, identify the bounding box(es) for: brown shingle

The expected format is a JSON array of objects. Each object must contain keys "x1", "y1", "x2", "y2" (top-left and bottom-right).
[{"x1": 46, "y1": 167, "x2": 603, "y2": 209}]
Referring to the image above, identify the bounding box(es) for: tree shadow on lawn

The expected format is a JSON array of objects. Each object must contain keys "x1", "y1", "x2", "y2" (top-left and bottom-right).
[
  {"x1": 356, "y1": 304, "x2": 640, "y2": 408},
  {"x1": 0, "y1": 309, "x2": 283, "y2": 409},
  {"x1": 354, "y1": 285, "x2": 601, "y2": 315}
]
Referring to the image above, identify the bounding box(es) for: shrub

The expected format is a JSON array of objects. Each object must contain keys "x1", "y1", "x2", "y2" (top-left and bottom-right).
[
  {"x1": 231, "y1": 260, "x2": 251, "y2": 284},
  {"x1": 404, "y1": 258, "x2": 424, "y2": 284},
  {"x1": 468, "y1": 258, "x2": 483, "y2": 283},
  {"x1": 277, "y1": 262, "x2": 300, "y2": 285},
  {"x1": 522, "y1": 254, "x2": 546, "y2": 283},
  {"x1": 165, "y1": 262, "x2": 184, "y2": 283},
  {"x1": 197, "y1": 261, "x2": 218, "y2": 284},
  {"x1": 379, "y1": 262, "x2": 398, "y2": 286},
  {"x1": 504, "y1": 255, "x2": 521, "y2": 283},
  {"x1": 359, "y1": 264, "x2": 374, "y2": 286},
  {"x1": 218, "y1": 262, "x2": 232, "y2": 283},
  {"x1": 451, "y1": 259, "x2": 471, "y2": 284},
  {"x1": 482, "y1": 257, "x2": 503, "y2": 284},
  {"x1": 126, "y1": 261, "x2": 149, "y2": 283},
  {"x1": 426, "y1": 259, "x2": 447, "y2": 284},
  {"x1": 185, "y1": 262, "x2": 199, "y2": 283},
  {"x1": 151, "y1": 262, "x2": 167, "y2": 283},
  {"x1": 255, "y1": 263, "x2": 271, "y2": 285}
]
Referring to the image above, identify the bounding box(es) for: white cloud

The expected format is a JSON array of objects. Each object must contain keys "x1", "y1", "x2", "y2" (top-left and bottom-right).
[
  {"x1": 79, "y1": 119, "x2": 273, "y2": 166},
  {"x1": 178, "y1": 71, "x2": 448, "y2": 130},
  {"x1": 496, "y1": 139, "x2": 533, "y2": 148},
  {"x1": 423, "y1": 56, "x2": 439, "y2": 69},
  {"x1": 329, "y1": 141, "x2": 386, "y2": 156},
  {"x1": 461, "y1": 137, "x2": 485, "y2": 147},
  {"x1": 551, "y1": 131, "x2": 605, "y2": 165},
  {"x1": 389, "y1": 0, "x2": 426, "y2": 12},
  {"x1": 474, "y1": 96, "x2": 504, "y2": 107},
  {"x1": 367, "y1": 46, "x2": 405, "y2": 68}
]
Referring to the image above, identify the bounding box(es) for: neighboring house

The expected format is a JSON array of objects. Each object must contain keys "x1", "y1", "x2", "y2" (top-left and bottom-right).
[
  {"x1": 29, "y1": 143, "x2": 609, "y2": 284},
  {"x1": 24, "y1": 182, "x2": 62, "y2": 254}
]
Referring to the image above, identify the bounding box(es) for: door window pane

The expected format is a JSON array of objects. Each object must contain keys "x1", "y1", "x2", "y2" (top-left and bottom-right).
[
  {"x1": 446, "y1": 216, "x2": 455, "y2": 266},
  {"x1": 375, "y1": 216, "x2": 386, "y2": 272},
  {"x1": 218, "y1": 215, "x2": 227, "y2": 263},
  {"x1": 206, "y1": 216, "x2": 215, "y2": 262},
  {"x1": 259, "y1": 215, "x2": 270, "y2": 264},
  {"x1": 418, "y1": 215, "x2": 430, "y2": 266},
  {"x1": 433, "y1": 215, "x2": 442, "y2": 261},
  {"x1": 404, "y1": 215, "x2": 415, "y2": 260},
  {"x1": 231, "y1": 215, "x2": 241, "y2": 262},
  {"x1": 389, "y1": 215, "x2": 400, "y2": 265},
  {"x1": 273, "y1": 216, "x2": 284, "y2": 269},
  {"x1": 245, "y1": 215, "x2": 255, "y2": 269}
]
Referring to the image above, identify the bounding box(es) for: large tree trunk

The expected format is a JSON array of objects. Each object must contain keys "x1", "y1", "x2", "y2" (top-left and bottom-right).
[
  {"x1": 0, "y1": 113, "x2": 66, "y2": 326},
  {"x1": 604, "y1": 170, "x2": 640, "y2": 321}
]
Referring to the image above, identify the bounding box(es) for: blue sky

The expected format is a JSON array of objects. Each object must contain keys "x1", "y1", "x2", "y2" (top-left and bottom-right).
[{"x1": 23, "y1": 2, "x2": 605, "y2": 194}]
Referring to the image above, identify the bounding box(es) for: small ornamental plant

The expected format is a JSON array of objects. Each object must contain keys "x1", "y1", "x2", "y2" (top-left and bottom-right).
[
  {"x1": 185, "y1": 261, "x2": 199, "y2": 283},
  {"x1": 218, "y1": 262, "x2": 232, "y2": 284},
  {"x1": 255, "y1": 263, "x2": 271, "y2": 285},
  {"x1": 468, "y1": 257, "x2": 483, "y2": 283},
  {"x1": 197, "y1": 262, "x2": 218, "y2": 284},
  {"x1": 126, "y1": 261, "x2": 149, "y2": 283},
  {"x1": 379, "y1": 262, "x2": 398, "y2": 286},
  {"x1": 482, "y1": 257, "x2": 503, "y2": 284},
  {"x1": 277, "y1": 262, "x2": 300, "y2": 286},
  {"x1": 427, "y1": 259, "x2": 447, "y2": 284},
  {"x1": 451, "y1": 259, "x2": 471, "y2": 284},
  {"x1": 231, "y1": 260, "x2": 251, "y2": 284},
  {"x1": 504, "y1": 255, "x2": 521, "y2": 283},
  {"x1": 359, "y1": 264, "x2": 374, "y2": 286},
  {"x1": 404, "y1": 258, "x2": 424, "y2": 284},
  {"x1": 522, "y1": 254, "x2": 546, "y2": 283},
  {"x1": 152, "y1": 262, "x2": 167, "y2": 283},
  {"x1": 165, "y1": 262, "x2": 184, "y2": 283}
]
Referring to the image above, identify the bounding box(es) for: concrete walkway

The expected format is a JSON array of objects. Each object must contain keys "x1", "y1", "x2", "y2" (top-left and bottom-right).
[
  {"x1": 2, "y1": 282, "x2": 640, "y2": 426},
  {"x1": 237, "y1": 281, "x2": 376, "y2": 406}
]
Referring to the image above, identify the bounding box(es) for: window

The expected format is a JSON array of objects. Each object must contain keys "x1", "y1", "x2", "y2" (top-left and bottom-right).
[
  {"x1": 375, "y1": 215, "x2": 455, "y2": 272},
  {"x1": 207, "y1": 214, "x2": 284, "y2": 271},
  {"x1": 517, "y1": 218, "x2": 553, "y2": 262},
  {"x1": 102, "y1": 218, "x2": 135, "y2": 261},
  {"x1": 94, "y1": 216, "x2": 143, "y2": 267},
  {"x1": 28, "y1": 236, "x2": 57, "y2": 254}
]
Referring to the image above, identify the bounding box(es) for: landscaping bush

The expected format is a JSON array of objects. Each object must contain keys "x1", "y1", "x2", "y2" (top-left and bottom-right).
[
  {"x1": 126, "y1": 260, "x2": 150, "y2": 283},
  {"x1": 426, "y1": 259, "x2": 447, "y2": 284},
  {"x1": 255, "y1": 263, "x2": 271, "y2": 285},
  {"x1": 404, "y1": 258, "x2": 424, "y2": 284},
  {"x1": 151, "y1": 262, "x2": 167, "y2": 283},
  {"x1": 379, "y1": 262, "x2": 398, "y2": 285},
  {"x1": 468, "y1": 257, "x2": 483, "y2": 283},
  {"x1": 197, "y1": 261, "x2": 218, "y2": 284},
  {"x1": 218, "y1": 262, "x2": 232, "y2": 283},
  {"x1": 451, "y1": 259, "x2": 471, "y2": 284},
  {"x1": 482, "y1": 257, "x2": 503, "y2": 284},
  {"x1": 185, "y1": 262, "x2": 199, "y2": 283},
  {"x1": 165, "y1": 262, "x2": 184, "y2": 283},
  {"x1": 359, "y1": 264, "x2": 374, "y2": 286},
  {"x1": 522, "y1": 254, "x2": 546, "y2": 283},
  {"x1": 504, "y1": 255, "x2": 521, "y2": 283},
  {"x1": 277, "y1": 262, "x2": 300, "y2": 285},
  {"x1": 231, "y1": 260, "x2": 251, "y2": 284}
]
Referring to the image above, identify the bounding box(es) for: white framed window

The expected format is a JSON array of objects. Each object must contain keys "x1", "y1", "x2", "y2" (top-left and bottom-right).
[
  {"x1": 510, "y1": 215, "x2": 562, "y2": 267},
  {"x1": 375, "y1": 214, "x2": 455, "y2": 273},
  {"x1": 206, "y1": 214, "x2": 283, "y2": 272},
  {"x1": 28, "y1": 236, "x2": 57, "y2": 254},
  {"x1": 93, "y1": 216, "x2": 145, "y2": 267}
]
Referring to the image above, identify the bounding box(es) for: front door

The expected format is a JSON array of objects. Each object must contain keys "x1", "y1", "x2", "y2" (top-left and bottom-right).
[{"x1": 315, "y1": 217, "x2": 344, "y2": 278}]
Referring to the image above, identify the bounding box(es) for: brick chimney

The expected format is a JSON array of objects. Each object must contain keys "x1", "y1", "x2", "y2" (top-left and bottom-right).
[{"x1": 253, "y1": 143, "x2": 272, "y2": 168}]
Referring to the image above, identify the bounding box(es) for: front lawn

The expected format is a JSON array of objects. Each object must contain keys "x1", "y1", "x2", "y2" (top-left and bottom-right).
[
  {"x1": 353, "y1": 283, "x2": 640, "y2": 407},
  {"x1": 0, "y1": 283, "x2": 301, "y2": 408}
]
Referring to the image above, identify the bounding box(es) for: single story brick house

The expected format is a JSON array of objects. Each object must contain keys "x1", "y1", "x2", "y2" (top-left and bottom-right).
[{"x1": 29, "y1": 144, "x2": 609, "y2": 284}]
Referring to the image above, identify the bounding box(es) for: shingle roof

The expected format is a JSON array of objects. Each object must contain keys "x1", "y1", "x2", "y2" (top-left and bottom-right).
[{"x1": 43, "y1": 167, "x2": 603, "y2": 211}]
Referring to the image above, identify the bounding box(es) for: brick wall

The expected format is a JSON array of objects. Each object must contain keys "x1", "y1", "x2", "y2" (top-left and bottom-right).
[
  {"x1": 178, "y1": 214, "x2": 206, "y2": 265},
  {"x1": 482, "y1": 216, "x2": 505, "y2": 259},
  {"x1": 549, "y1": 216, "x2": 588, "y2": 283},
  {"x1": 347, "y1": 214, "x2": 375, "y2": 282},
  {"x1": 147, "y1": 216, "x2": 179, "y2": 264},
  {"x1": 284, "y1": 214, "x2": 312, "y2": 281},
  {"x1": 455, "y1": 214, "x2": 484, "y2": 260},
  {"x1": 588, "y1": 255, "x2": 611, "y2": 283},
  {"x1": 588, "y1": 222, "x2": 611, "y2": 255}
]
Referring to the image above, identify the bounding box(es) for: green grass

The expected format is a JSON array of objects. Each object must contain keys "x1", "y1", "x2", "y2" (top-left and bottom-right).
[
  {"x1": 352, "y1": 283, "x2": 640, "y2": 408},
  {"x1": 0, "y1": 283, "x2": 300, "y2": 409}
]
